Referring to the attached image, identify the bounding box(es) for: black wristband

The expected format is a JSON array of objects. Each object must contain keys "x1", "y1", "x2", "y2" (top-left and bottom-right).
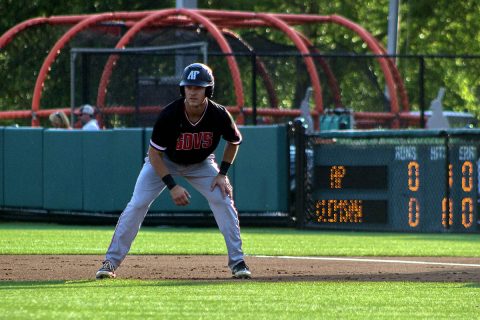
[
  {"x1": 219, "y1": 161, "x2": 231, "y2": 175},
  {"x1": 162, "y1": 174, "x2": 177, "y2": 190}
]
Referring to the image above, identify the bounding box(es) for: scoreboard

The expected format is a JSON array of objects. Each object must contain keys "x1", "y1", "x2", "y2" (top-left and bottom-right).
[{"x1": 306, "y1": 131, "x2": 479, "y2": 233}]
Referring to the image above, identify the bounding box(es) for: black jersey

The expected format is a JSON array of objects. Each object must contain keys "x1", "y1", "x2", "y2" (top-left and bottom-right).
[{"x1": 150, "y1": 98, "x2": 242, "y2": 164}]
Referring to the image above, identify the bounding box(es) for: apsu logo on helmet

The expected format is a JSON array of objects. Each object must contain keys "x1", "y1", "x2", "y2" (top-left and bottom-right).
[
  {"x1": 179, "y1": 63, "x2": 215, "y2": 98},
  {"x1": 187, "y1": 70, "x2": 200, "y2": 80}
]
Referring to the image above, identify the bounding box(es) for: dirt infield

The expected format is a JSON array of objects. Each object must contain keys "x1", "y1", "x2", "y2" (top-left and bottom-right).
[{"x1": 1, "y1": 255, "x2": 479, "y2": 282}]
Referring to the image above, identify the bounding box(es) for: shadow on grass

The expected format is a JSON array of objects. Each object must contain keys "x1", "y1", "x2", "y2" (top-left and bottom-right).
[
  {"x1": 0, "y1": 279, "x2": 242, "y2": 290},
  {"x1": 1, "y1": 273, "x2": 480, "y2": 290}
]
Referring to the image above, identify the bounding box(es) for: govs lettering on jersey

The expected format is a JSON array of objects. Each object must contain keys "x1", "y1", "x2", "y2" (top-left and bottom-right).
[{"x1": 176, "y1": 132, "x2": 213, "y2": 150}]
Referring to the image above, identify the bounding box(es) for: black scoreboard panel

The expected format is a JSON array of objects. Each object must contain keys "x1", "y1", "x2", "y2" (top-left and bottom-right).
[
  {"x1": 314, "y1": 199, "x2": 388, "y2": 224},
  {"x1": 315, "y1": 166, "x2": 388, "y2": 189},
  {"x1": 308, "y1": 136, "x2": 479, "y2": 233}
]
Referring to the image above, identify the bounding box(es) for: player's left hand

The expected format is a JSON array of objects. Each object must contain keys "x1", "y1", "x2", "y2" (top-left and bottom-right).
[{"x1": 211, "y1": 174, "x2": 233, "y2": 199}]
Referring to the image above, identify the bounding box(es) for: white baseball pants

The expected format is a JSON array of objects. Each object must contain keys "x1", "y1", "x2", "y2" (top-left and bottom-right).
[{"x1": 104, "y1": 154, "x2": 245, "y2": 271}]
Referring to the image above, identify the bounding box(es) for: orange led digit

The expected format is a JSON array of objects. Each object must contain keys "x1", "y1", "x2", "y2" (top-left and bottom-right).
[
  {"x1": 461, "y1": 161, "x2": 473, "y2": 192},
  {"x1": 442, "y1": 197, "x2": 453, "y2": 227},
  {"x1": 408, "y1": 197, "x2": 419, "y2": 227},
  {"x1": 461, "y1": 197, "x2": 473, "y2": 228},
  {"x1": 408, "y1": 161, "x2": 420, "y2": 192}
]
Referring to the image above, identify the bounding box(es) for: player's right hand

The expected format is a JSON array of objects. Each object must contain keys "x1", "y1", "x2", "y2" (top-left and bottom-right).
[{"x1": 170, "y1": 185, "x2": 191, "y2": 206}]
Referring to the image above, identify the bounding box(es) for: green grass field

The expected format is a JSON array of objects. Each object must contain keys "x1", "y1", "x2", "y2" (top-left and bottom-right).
[{"x1": 1, "y1": 222, "x2": 480, "y2": 319}]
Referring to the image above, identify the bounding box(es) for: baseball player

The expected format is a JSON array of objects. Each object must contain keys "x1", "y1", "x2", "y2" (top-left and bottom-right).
[{"x1": 96, "y1": 63, "x2": 251, "y2": 279}]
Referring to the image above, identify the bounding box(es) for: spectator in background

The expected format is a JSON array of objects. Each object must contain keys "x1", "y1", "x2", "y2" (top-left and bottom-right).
[
  {"x1": 80, "y1": 104, "x2": 100, "y2": 130},
  {"x1": 48, "y1": 111, "x2": 71, "y2": 129}
]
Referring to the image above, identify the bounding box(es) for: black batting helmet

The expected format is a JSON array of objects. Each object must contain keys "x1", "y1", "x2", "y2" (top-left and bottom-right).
[{"x1": 179, "y1": 63, "x2": 214, "y2": 98}]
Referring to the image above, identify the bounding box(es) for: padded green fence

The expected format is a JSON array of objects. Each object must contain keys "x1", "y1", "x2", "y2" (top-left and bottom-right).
[
  {"x1": 1, "y1": 125, "x2": 289, "y2": 215},
  {"x1": 43, "y1": 129, "x2": 83, "y2": 210},
  {"x1": 234, "y1": 125, "x2": 288, "y2": 212},
  {"x1": 3, "y1": 127, "x2": 44, "y2": 208},
  {"x1": 82, "y1": 129, "x2": 144, "y2": 212}
]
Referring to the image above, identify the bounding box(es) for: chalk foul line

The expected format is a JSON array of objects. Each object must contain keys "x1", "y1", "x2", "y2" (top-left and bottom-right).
[{"x1": 251, "y1": 255, "x2": 480, "y2": 268}]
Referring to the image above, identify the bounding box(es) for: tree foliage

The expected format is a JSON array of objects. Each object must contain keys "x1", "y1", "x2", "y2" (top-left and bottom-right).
[{"x1": 1, "y1": 0, "x2": 480, "y2": 122}]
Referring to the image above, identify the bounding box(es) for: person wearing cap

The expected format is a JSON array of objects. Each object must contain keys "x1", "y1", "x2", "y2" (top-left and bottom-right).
[{"x1": 80, "y1": 104, "x2": 100, "y2": 130}]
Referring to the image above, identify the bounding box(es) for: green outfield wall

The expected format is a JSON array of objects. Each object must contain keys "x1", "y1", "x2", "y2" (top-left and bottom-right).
[
  {"x1": 4, "y1": 128, "x2": 44, "y2": 208},
  {"x1": 0, "y1": 125, "x2": 289, "y2": 216}
]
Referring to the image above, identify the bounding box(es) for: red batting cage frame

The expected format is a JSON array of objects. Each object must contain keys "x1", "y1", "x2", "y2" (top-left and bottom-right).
[{"x1": 0, "y1": 8, "x2": 415, "y2": 129}]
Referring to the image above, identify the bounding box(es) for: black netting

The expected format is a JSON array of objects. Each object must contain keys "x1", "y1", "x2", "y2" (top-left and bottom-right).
[{"x1": 2, "y1": 24, "x2": 480, "y2": 128}]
